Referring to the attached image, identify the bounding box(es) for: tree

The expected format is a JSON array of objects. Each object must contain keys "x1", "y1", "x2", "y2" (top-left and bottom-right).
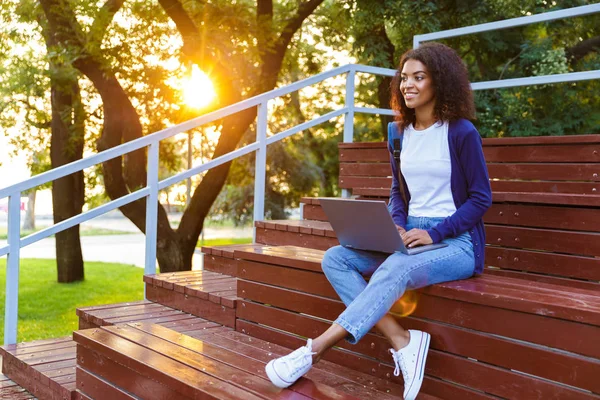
[{"x1": 38, "y1": 0, "x2": 325, "y2": 272}]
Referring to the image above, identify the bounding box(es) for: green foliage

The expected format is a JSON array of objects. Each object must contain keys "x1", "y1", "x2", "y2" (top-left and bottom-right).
[
  {"x1": 344, "y1": 0, "x2": 600, "y2": 138},
  {"x1": 0, "y1": 259, "x2": 144, "y2": 343}
]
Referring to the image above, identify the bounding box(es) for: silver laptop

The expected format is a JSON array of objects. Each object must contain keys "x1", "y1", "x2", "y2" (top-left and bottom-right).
[{"x1": 319, "y1": 198, "x2": 448, "y2": 255}]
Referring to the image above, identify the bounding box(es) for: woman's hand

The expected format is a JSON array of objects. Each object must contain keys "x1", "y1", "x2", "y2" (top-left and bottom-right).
[
  {"x1": 401, "y1": 228, "x2": 433, "y2": 248},
  {"x1": 395, "y1": 225, "x2": 406, "y2": 235}
]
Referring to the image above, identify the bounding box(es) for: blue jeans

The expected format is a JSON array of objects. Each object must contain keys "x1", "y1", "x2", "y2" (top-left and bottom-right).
[{"x1": 322, "y1": 216, "x2": 475, "y2": 344}]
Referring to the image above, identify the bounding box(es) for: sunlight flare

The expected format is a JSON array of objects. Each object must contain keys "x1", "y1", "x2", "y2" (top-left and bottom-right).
[{"x1": 183, "y1": 65, "x2": 216, "y2": 109}]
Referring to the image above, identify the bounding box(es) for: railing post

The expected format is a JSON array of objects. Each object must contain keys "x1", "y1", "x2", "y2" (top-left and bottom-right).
[
  {"x1": 4, "y1": 193, "x2": 21, "y2": 345},
  {"x1": 342, "y1": 67, "x2": 355, "y2": 198},
  {"x1": 413, "y1": 36, "x2": 421, "y2": 49},
  {"x1": 144, "y1": 142, "x2": 159, "y2": 297},
  {"x1": 253, "y1": 101, "x2": 268, "y2": 242}
]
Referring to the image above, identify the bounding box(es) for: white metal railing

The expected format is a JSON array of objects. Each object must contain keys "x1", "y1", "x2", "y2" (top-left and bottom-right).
[{"x1": 2, "y1": 4, "x2": 599, "y2": 345}]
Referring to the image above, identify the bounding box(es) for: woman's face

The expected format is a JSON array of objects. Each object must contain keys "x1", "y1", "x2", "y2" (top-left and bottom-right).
[{"x1": 400, "y1": 59, "x2": 435, "y2": 112}]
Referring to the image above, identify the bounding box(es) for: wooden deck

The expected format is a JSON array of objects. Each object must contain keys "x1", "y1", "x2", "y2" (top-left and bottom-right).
[
  {"x1": 1, "y1": 301, "x2": 235, "y2": 400},
  {"x1": 75, "y1": 322, "x2": 438, "y2": 399}
]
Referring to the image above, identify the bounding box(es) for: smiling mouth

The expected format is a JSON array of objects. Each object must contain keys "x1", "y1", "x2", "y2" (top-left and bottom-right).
[{"x1": 404, "y1": 93, "x2": 418, "y2": 99}]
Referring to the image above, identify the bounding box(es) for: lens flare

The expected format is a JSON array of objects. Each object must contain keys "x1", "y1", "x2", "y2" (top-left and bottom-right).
[
  {"x1": 183, "y1": 65, "x2": 216, "y2": 109},
  {"x1": 389, "y1": 290, "x2": 418, "y2": 317}
]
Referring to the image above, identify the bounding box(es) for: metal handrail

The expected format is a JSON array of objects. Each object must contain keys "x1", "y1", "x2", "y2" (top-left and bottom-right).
[{"x1": 2, "y1": 3, "x2": 599, "y2": 345}]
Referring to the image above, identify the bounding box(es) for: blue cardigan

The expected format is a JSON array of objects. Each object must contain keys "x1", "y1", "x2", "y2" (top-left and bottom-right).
[{"x1": 387, "y1": 119, "x2": 492, "y2": 274}]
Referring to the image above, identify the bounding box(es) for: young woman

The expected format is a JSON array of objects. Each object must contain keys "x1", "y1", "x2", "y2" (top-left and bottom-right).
[{"x1": 265, "y1": 42, "x2": 492, "y2": 400}]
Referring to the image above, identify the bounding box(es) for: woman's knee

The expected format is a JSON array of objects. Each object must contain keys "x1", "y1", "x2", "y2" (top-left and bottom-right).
[{"x1": 322, "y1": 245, "x2": 347, "y2": 272}]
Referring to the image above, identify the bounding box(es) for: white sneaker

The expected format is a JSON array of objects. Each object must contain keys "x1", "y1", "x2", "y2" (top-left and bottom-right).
[
  {"x1": 390, "y1": 330, "x2": 430, "y2": 400},
  {"x1": 265, "y1": 339, "x2": 316, "y2": 388}
]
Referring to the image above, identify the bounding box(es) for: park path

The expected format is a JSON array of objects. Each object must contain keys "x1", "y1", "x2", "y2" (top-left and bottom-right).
[{"x1": 0, "y1": 213, "x2": 252, "y2": 268}]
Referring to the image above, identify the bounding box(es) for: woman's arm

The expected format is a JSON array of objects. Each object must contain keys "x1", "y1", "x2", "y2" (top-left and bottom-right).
[
  {"x1": 388, "y1": 144, "x2": 409, "y2": 229},
  {"x1": 426, "y1": 127, "x2": 492, "y2": 243}
]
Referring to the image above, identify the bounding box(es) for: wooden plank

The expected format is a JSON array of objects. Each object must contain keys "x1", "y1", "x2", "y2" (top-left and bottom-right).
[
  {"x1": 493, "y1": 192, "x2": 600, "y2": 207},
  {"x1": 485, "y1": 247, "x2": 600, "y2": 281},
  {"x1": 338, "y1": 148, "x2": 389, "y2": 162},
  {"x1": 301, "y1": 204, "x2": 327, "y2": 221},
  {"x1": 485, "y1": 269, "x2": 600, "y2": 291},
  {"x1": 203, "y1": 254, "x2": 239, "y2": 276},
  {"x1": 491, "y1": 180, "x2": 600, "y2": 195},
  {"x1": 424, "y1": 347, "x2": 598, "y2": 400},
  {"x1": 482, "y1": 135, "x2": 600, "y2": 146},
  {"x1": 339, "y1": 176, "x2": 392, "y2": 189},
  {"x1": 421, "y1": 277, "x2": 600, "y2": 326},
  {"x1": 351, "y1": 188, "x2": 390, "y2": 197},
  {"x1": 74, "y1": 328, "x2": 262, "y2": 400},
  {"x1": 487, "y1": 163, "x2": 600, "y2": 181},
  {"x1": 79, "y1": 303, "x2": 168, "y2": 326},
  {"x1": 338, "y1": 142, "x2": 388, "y2": 149},
  {"x1": 100, "y1": 324, "x2": 312, "y2": 400},
  {"x1": 414, "y1": 293, "x2": 600, "y2": 359},
  {"x1": 339, "y1": 163, "x2": 389, "y2": 177},
  {"x1": 238, "y1": 260, "x2": 337, "y2": 299},
  {"x1": 238, "y1": 280, "x2": 345, "y2": 320},
  {"x1": 76, "y1": 300, "x2": 151, "y2": 315},
  {"x1": 234, "y1": 245, "x2": 325, "y2": 272},
  {"x1": 76, "y1": 367, "x2": 137, "y2": 400},
  {"x1": 484, "y1": 143, "x2": 600, "y2": 162},
  {"x1": 485, "y1": 203, "x2": 600, "y2": 232},
  {"x1": 485, "y1": 224, "x2": 600, "y2": 257},
  {"x1": 146, "y1": 284, "x2": 236, "y2": 328},
  {"x1": 77, "y1": 346, "x2": 191, "y2": 399},
  {"x1": 255, "y1": 228, "x2": 336, "y2": 250},
  {"x1": 237, "y1": 299, "x2": 390, "y2": 361}
]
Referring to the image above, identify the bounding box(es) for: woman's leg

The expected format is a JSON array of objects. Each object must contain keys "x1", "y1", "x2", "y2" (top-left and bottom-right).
[
  {"x1": 267, "y1": 218, "x2": 474, "y2": 393},
  {"x1": 316, "y1": 246, "x2": 409, "y2": 359}
]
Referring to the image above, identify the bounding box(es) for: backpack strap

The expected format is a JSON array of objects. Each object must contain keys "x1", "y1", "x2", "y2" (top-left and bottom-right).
[{"x1": 387, "y1": 122, "x2": 408, "y2": 207}]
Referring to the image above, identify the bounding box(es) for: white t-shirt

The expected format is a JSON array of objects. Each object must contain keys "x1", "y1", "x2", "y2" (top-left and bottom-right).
[{"x1": 401, "y1": 121, "x2": 457, "y2": 218}]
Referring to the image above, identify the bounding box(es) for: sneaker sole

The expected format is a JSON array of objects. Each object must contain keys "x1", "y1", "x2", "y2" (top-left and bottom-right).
[
  {"x1": 405, "y1": 332, "x2": 431, "y2": 400},
  {"x1": 265, "y1": 360, "x2": 293, "y2": 388}
]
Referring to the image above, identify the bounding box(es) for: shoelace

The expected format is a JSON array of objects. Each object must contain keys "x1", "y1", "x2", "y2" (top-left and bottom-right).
[
  {"x1": 390, "y1": 349, "x2": 409, "y2": 383},
  {"x1": 283, "y1": 340, "x2": 317, "y2": 375}
]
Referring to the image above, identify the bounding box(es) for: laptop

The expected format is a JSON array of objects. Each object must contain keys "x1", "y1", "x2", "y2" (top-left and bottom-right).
[{"x1": 318, "y1": 198, "x2": 448, "y2": 255}]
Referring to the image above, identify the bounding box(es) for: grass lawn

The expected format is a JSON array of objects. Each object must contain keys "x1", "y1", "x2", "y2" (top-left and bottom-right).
[
  {"x1": 197, "y1": 237, "x2": 252, "y2": 247},
  {"x1": 0, "y1": 259, "x2": 144, "y2": 343}
]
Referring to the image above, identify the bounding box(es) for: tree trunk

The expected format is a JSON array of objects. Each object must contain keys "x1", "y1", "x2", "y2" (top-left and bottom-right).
[
  {"x1": 50, "y1": 78, "x2": 86, "y2": 283},
  {"x1": 22, "y1": 191, "x2": 36, "y2": 231},
  {"x1": 40, "y1": 0, "x2": 324, "y2": 273}
]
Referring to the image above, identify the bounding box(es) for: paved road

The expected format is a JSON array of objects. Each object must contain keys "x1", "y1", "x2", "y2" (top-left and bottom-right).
[{"x1": 0, "y1": 212, "x2": 252, "y2": 268}]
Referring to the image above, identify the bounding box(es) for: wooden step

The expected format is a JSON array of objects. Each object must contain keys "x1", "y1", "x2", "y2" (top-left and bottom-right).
[
  {"x1": 77, "y1": 299, "x2": 232, "y2": 338},
  {"x1": 73, "y1": 322, "x2": 434, "y2": 399},
  {"x1": 1, "y1": 303, "x2": 232, "y2": 400},
  {"x1": 1, "y1": 336, "x2": 76, "y2": 400},
  {"x1": 202, "y1": 243, "x2": 271, "y2": 276},
  {"x1": 0, "y1": 369, "x2": 36, "y2": 399},
  {"x1": 143, "y1": 270, "x2": 239, "y2": 328},
  {"x1": 228, "y1": 245, "x2": 600, "y2": 398},
  {"x1": 301, "y1": 197, "x2": 327, "y2": 221},
  {"x1": 255, "y1": 219, "x2": 337, "y2": 250}
]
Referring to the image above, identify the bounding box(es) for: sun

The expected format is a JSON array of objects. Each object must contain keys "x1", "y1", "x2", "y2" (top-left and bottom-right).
[{"x1": 183, "y1": 65, "x2": 216, "y2": 109}]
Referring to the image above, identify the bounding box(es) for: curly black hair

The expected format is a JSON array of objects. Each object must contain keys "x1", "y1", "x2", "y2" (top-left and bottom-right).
[{"x1": 390, "y1": 42, "x2": 475, "y2": 130}]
